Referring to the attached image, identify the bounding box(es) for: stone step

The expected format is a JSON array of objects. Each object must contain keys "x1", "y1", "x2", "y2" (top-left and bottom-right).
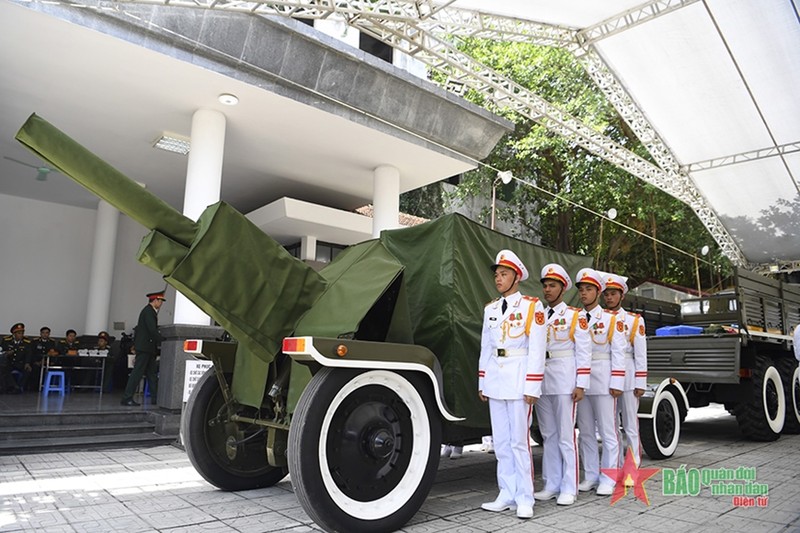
[
  {"x1": 0, "y1": 432, "x2": 177, "y2": 455},
  {"x1": 0, "y1": 421, "x2": 158, "y2": 441},
  {"x1": 0, "y1": 410, "x2": 152, "y2": 428}
]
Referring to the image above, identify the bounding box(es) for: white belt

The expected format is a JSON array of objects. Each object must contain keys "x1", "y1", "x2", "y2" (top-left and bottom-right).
[
  {"x1": 546, "y1": 350, "x2": 572, "y2": 359},
  {"x1": 591, "y1": 352, "x2": 610, "y2": 360},
  {"x1": 496, "y1": 348, "x2": 527, "y2": 357}
]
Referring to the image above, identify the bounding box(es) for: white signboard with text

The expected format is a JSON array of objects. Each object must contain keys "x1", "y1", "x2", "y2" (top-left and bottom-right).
[{"x1": 183, "y1": 360, "x2": 213, "y2": 402}]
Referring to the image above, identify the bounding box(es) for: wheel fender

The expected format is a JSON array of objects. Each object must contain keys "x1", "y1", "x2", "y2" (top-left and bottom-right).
[
  {"x1": 284, "y1": 336, "x2": 464, "y2": 422},
  {"x1": 638, "y1": 378, "x2": 689, "y2": 419}
]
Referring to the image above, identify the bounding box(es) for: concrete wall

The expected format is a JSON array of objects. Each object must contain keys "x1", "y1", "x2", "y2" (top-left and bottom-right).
[
  {"x1": 107, "y1": 215, "x2": 176, "y2": 336},
  {"x1": 0, "y1": 192, "x2": 170, "y2": 337}
]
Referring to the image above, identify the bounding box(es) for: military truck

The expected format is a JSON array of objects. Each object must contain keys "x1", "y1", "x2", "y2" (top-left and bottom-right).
[{"x1": 626, "y1": 268, "x2": 800, "y2": 460}]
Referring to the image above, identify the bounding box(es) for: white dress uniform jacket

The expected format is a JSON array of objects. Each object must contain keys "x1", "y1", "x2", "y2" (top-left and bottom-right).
[
  {"x1": 615, "y1": 308, "x2": 648, "y2": 390},
  {"x1": 478, "y1": 292, "x2": 546, "y2": 399},
  {"x1": 586, "y1": 306, "x2": 627, "y2": 394},
  {"x1": 542, "y1": 302, "x2": 592, "y2": 394}
]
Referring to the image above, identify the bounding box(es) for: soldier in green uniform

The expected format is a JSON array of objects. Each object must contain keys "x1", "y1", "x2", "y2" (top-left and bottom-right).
[
  {"x1": 1, "y1": 323, "x2": 32, "y2": 393},
  {"x1": 57, "y1": 329, "x2": 81, "y2": 389},
  {"x1": 57, "y1": 329, "x2": 80, "y2": 355},
  {"x1": 120, "y1": 290, "x2": 164, "y2": 406},
  {"x1": 31, "y1": 326, "x2": 57, "y2": 391}
]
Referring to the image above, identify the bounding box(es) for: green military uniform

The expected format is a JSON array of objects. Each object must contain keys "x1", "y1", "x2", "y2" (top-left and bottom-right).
[
  {"x1": 30, "y1": 332, "x2": 56, "y2": 391},
  {"x1": 1, "y1": 323, "x2": 32, "y2": 393},
  {"x1": 32, "y1": 335, "x2": 56, "y2": 360},
  {"x1": 121, "y1": 291, "x2": 164, "y2": 405},
  {"x1": 57, "y1": 338, "x2": 80, "y2": 355}
]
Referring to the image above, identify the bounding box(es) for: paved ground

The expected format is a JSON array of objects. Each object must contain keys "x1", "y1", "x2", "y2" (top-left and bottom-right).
[{"x1": 1, "y1": 406, "x2": 799, "y2": 533}]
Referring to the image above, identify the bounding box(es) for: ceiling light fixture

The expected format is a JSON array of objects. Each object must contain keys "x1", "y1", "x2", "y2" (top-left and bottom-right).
[
  {"x1": 218, "y1": 93, "x2": 239, "y2": 106},
  {"x1": 153, "y1": 133, "x2": 191, "y2": 155}
]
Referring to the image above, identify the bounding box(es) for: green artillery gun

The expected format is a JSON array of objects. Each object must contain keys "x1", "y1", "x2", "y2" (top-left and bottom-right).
[{"x1": 17, "y1": 114, "x2": 590, "y2": 533}]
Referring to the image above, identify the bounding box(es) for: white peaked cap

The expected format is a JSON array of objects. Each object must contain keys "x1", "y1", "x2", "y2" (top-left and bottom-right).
[
  {"x1": 603, "y1": 272, "x2": 629, "y2": 294},
  {"x1": 576, "y1": 267, "x2": 606, "y2": 292},
  {"x1": 493, "y1": 249, "x2": 528, "y2": 282},
  {"x1": 540, "y1": 263, "x2": 572, "y2": 291}
]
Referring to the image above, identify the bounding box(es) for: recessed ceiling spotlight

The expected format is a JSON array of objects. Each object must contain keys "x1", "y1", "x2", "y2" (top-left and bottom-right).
[
  {"x1": 218, "y1": 93, "x2": 239, "y2": 106},
  {"x1": 153, "y1": 133, "x2": 191, "y2": 155}
]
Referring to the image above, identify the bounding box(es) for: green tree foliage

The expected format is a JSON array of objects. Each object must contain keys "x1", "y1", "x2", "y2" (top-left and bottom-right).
[{"x1": 427, "y1": 40, "x2": 733, "y2": 290}]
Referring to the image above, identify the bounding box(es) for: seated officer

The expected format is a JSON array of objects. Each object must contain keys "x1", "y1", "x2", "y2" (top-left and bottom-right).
[
  {"x1": 95, "y1": 331, "x2": 111, "y2": 352},
  {"x1": 58, "y1": 329, "x2": 81, "y2": 355},
  {"x1": 57, "y1": 329, "x2": 81, "y2": 387},
  {"x1": 1, "y1": 323, "x2": 32, "y2": 393},
  {"x1": 31, "y1": 326, "x2": 57, "y2": 391}
]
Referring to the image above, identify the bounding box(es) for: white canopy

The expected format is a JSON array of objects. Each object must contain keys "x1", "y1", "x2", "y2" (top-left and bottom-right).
[{"x1": 452, "y1": 0, "x2": 800, "y2": 268}]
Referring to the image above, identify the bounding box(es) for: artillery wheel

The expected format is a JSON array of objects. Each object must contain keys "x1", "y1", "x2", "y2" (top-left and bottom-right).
[
  {"x1": 735, "y1": 355, "x2": 785, "y2": 441},
  {"x1": 183, "y1": 369, "x2": 287, "y2": 490},
  {"x1": 640, "y1": 388, "x2": 680, "y2": 459},
  {"x1": 776, "y1": 357, "x2": 800, "y2": 434},
  {"x1": 288, "y1": 368, "x2": 441, "y2": 533}
]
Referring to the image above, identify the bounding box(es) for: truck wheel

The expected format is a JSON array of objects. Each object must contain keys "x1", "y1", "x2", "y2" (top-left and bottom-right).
[
  {"x1": 183, "y1": 369, "x2": 287, "y2": 490},
  {"x1": 736, "y1": 356, "x2": 785, "y2": 441},
  {"x1": 640, "y1": 388, "x2": 680, "y2": 459},
  {"x1": 777, "y1": 358, "x2": 800, "y2": 434},
  {"x1": 288, "y1": 368, "x2": 441, "y2": 533}
]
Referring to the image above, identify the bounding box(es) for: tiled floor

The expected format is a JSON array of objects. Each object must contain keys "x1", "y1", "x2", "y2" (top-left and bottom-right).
[{"x1": 1, "y1": 405, "x2": 799, "y2": 532}]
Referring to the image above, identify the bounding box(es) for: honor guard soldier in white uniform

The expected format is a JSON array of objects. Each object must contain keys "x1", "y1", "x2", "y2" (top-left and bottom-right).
[
  {"x1": 534, "y1": 264, "x2": 591, "y2": 506},
  {"x1": 574, "y1": 268, "x2": 626, "y2": 496},
  {"x1": 602, "y1": 273, "x2": 647, "y2": 466},
  {"x1": 478, "y1": 250, "x2": 546, "y2": 520}
]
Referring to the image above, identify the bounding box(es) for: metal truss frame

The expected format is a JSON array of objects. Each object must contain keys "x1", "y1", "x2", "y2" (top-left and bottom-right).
[
  {"x1": 83, "y1": 0, "x2": 750, "y2": 266},
  {"x1": 685, "y1": 140, "x2": 800, "y2": 174},
  {"x1": 751, "y1": 260, "x2": 800, "y2": 276}
]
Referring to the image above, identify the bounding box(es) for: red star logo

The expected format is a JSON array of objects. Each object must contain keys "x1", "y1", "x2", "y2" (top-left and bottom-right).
[{"x1": 601, "y1": 447, "x2": 660, "y2": 505}]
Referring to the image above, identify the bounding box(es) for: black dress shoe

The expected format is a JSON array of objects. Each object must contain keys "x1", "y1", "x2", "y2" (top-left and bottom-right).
[{"x1": 120, "y1": 398, "x2": 140, "y2": 406}]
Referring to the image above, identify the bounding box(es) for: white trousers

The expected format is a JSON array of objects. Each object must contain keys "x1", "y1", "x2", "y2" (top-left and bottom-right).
[
  {"x1": 618, "y1": 391, "x2": 641, "y2": 466},
  {"x1": 536, "y1": 394, "x2": 578, "y2": 496},
  {"x1": 577, "y1": 395, "x2": 620, "y2": 485},
  {"x1": 488, "y1": 398, "x2": 534, "y2": 507}
]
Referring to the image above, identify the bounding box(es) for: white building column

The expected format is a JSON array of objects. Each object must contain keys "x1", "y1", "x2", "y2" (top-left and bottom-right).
[
  {"x1": 85, "y1": 199, "x2": 120, "y2": 334},
  {"x1": 300, "y1": 235, "x2": 317, "y2": 261},
  {"x1": 174, "y1": 109, "x2": 227, "y2": 325},
  {"x1": 372, "y1": 165, "x2": 401, "y2": 238}
]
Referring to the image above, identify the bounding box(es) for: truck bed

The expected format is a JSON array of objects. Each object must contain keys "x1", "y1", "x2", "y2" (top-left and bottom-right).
[{"x1": 647, "y1": 334, "x2": 741, "y2": 384}]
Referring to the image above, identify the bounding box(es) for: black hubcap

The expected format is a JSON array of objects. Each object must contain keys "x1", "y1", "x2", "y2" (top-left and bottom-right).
[
  {"x1": 326, "y1": 385, "x2": 413, "y2": 501},
  {"x1": 367, "y1": 428, "x2": 395, "y2": 460},
  {"x1": 793, "y1": 380, "x2": 800, "y2": 418},
  {"x1": 766, "y1": 380, "x2": 779, "y2": 420},
  {"x1": 656, "y1": 397, "x2": 676, "y2": 447}
]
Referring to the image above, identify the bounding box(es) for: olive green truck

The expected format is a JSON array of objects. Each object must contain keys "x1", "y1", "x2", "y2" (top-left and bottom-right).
[{"x1": 625, "y1": 268, "x2": 799, "y2": 461}]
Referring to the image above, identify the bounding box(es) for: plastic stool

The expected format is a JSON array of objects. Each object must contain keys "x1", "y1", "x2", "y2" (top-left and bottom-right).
[{"x1": 43, "y1": 371, "x2": 66, "y2": 396}]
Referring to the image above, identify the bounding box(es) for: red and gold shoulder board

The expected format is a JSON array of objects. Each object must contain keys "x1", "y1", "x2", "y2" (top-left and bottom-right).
[
  {"x1": 535, "y1": 311, "x2": 545, "y2": 325},
  {"x1": 578, "y1": 317, "x2": 588, "y2": 330},
  {"x1": 522, "y1": 295, "x2": 539, "y2": 302},
  {"x1": 616, "y1": 321, "x2": 624, "y2": 332}
]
